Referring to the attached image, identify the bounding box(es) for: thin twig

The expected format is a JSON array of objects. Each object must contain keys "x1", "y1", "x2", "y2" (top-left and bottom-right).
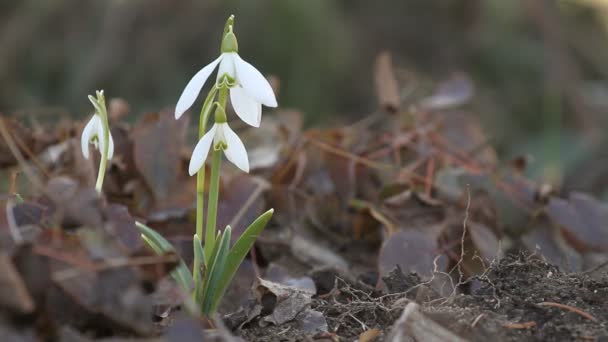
[
  {"x1": 471, "y1": 313, "x2": 484, "y2": 327},
  {"x1": 0, "y1": 117, "x2": 45, "y2": 191},
  {"x1": 537, "y1": 302, "x2": 598, "y2": 322},
  {"x1": 502, "y1": 321, "x2": 537, "y2": 329}
]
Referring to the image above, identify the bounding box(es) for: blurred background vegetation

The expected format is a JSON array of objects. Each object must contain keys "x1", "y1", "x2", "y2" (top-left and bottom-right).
[{"x1": 2, "y1": 0, "x2": 608, "y2": 196}]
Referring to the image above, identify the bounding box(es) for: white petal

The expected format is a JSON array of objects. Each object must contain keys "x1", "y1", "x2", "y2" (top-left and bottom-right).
[
  {"x1": 216, "y1": 52, "x2": 237, "y2": 82},
  {"x1": 233, "y1": 54, "x2": 277, "y2": 107},
  {"x1": 175, "y1": 55, "x2": 223, "y2": 119},
  {"x1": 188, "y1": 124, "x2": 218, "y2": 176},
  {"x1": 94, "y1": 118, "x2": 114, "y2": 160},
  {"x1": 107, "y1": 132, "x2": 115, "y2": 160},
  {"x1": 81, "y1": 115, "x2": 101, "y2": 159},
  {"x1": 230, "y1": 86, "x2": 262, "y2": 127},
  {"x1": 220, "y1": 123, "x2": 249, "y2": 173},
  {"x1": 94, "y1": 120, "x2": 110, "y2": 160}
]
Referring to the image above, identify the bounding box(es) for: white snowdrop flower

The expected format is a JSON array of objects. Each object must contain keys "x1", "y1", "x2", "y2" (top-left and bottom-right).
[
  {"x1": 81, "y1": 114, "x2": 114, "y2": 160},
  {"x1": 188, "y1": 122, "x2": 249, "y2": 175},
  {"x1": 188, "y1": 110, "x2": 249, "y2": 175},
  {"x1": 175, "y1": 25, "x2": 277, "y2": 127}
]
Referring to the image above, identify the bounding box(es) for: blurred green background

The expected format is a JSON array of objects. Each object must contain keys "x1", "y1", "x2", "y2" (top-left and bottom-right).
[{"x1": 2, "y1": 0, "x2": 608, "y2": 195}]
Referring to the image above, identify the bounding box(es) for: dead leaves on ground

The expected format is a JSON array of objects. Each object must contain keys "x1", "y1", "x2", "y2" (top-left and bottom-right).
[{"x1": 2, "y1": 52, "x2": 608, "y2": 340}]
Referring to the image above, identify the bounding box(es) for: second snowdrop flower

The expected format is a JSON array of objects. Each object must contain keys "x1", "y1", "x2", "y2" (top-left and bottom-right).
[
  {"x1": 188, "y1": 106, "x2": 249, "y2": 176},
  {"x1": 80, "y1": 90, "x2": 114, "y2": 193},
  {"x1": 175, "y1": 18, "x2": 277, "y2": 127},
  {"x1": 81, "y1": 113, "x2": 114, "y2": 160}
]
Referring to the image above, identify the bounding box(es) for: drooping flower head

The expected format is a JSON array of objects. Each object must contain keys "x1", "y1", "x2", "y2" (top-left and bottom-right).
[
  {"x1": 188, "y1": 122, "x2": 248, "y2": 175},
  {"x1": 81, "y1": 91, "x2": 114, "y2": 160},
  {"x1": 188, "y1": 105, "x2": 248, "y2": 175},
  {"x1": 175, "y1": 17, "x2": 277, "y2": 127},
  {"x1": 81, "y1": 114, "x2": 114, "y2": 160}
]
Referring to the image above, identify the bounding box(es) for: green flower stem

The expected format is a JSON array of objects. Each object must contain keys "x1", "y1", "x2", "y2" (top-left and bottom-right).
[
  {"x1": 204, "y1": 149, "x2": 222, "y2": 262},
  {"x1": 194, "y1": 86, "x2": 218, "y2": 286},
  {"x1": 94, "y1": 93, "x2": 110, "y2": 193},
  {"x1": 203, "y1": 86, "x2": 228, "y2": 262}
]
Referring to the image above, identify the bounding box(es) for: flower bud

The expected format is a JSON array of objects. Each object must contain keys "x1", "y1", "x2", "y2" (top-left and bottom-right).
[{"x1": 220, "y1": 26, "x2": 238, "y2": 53}]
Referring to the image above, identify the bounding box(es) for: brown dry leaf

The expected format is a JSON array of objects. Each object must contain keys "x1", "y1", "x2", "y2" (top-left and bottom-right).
[
  {"x1": 0, "y1": 118, "x2": 40, "y2": 167},
  {"x1": 436, "y1": 110, "x2": 496, "y2": 166},
  {"x1": 219, "y1": 259, "x2": 257, "y2": 314},
  {"x1": 468, "y1": 222, "x2": 500, "y2": 262},
  {"x1": 378, "y1": 229, "x2": 447, "y2": 280},
  {"x1": 359, "y1": 328, "x2": 382, "y2": 342},
  {"x1": 35, "y1": 228, "x2": 156, "y2": 335},
  {"x1": 51, "y1": 266, "x2": 155, "y2": 336},
  {"x1": 388, "y1": 302, "x2": 468, "y2": 342},
  {"x1": 546, "y1": 192, "x2": 608, "y2": 253},
  {"x1": 296, "y1": 309, "x2": 328, "y2": 333},
  {"x1": 255, "y1": 277, "x2": 315, "y2": 326},
  {"x1": 374, "y1": 51, "x2": 401, "y2": 113},
  {"x1": 108, "y1": 98, "x2": 131, "y2": 122},
  {"x1": 241, "y1": 111, "x2": 302, "y2": 171},
  {"x1": 11, "y1": 244, "x2": 52, "y2": 310},
  {"x1": 45, "y1": 176, "x2": 103, "y2": 229},
  {"x1": 0, "y1": 253, "x2": 35, "y2": 314},
  {"x1": 105, "y1": 204, "x2": 142, "y2": 254},
  {"x1": 265, "y1": 263, "x2": 316, "y2": 293},
  {"x1": 217, "y1": 174, "x2": 267, "y2": 240},
  {"x1": 132, "y1": 112, "x2": 189, "y2": 203},
  {"x1": 522, "y1": 218, "x2": 582, "y2": 272}
]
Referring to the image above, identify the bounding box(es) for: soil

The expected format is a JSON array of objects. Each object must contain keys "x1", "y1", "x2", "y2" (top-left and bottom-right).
[{"x1": 234, "y1": 254, "x2": 608, "y2": 342}]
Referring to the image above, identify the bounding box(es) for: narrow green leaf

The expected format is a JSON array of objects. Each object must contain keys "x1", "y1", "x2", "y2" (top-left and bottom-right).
[
  {"x1": 201, "y1": 226, "x2": 232, "y2": 315},
  {"x1": 135, "y1": 221, "x2": 194, "y2": 291},
  {"x1": 192, "y1": 235, "x2": 206, "y2": 306},
  {"x1": 209, "y1": 209, "x2": 273, "y2": 313},
  {"x1": 141, "y1": 234, "x2": 163, "y2": 254}
]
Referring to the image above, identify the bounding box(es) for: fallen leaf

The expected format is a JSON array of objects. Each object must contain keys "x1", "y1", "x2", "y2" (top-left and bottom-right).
[
  {"x1": 132, "y1": 112, "x2": 188, "y2": 203},
  {"x1": 378, "y1": 229, "x2": 447, "y2": 280},
  {"x1": 296, "y1": 309, "x2": 328, "y2": 333},
  {"x1": 546, "y1": 192, "x2": 608, "y2": 252},
  {"x1": 0, "y1": 253, "x2": 35, "y2": 314},
  {"x1": 359, "y1": 328, "x2": 381, "y2": 342},
  {"x1": 374, "y1": 51, "x2": 401, "y2": 113},
  {"x1": 255, "y1": 278, "x2": 314, "y2": 326}
]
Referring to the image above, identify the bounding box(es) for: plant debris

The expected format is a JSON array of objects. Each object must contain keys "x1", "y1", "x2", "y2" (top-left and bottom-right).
[{"x1": 2, "y1": 51, "x2": 608, "y2": 341}]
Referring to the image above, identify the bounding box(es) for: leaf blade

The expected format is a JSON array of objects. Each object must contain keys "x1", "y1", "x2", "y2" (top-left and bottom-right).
[
  {"x1": 209, "y1": 209, "x2": 273, "y2": 313},
  {"x1": 135, "y1": 221, "x2": 194, "y2": 291}
]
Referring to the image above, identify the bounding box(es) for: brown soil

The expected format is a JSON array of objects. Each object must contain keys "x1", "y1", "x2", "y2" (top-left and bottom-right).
[{"x1": 235, "y1": 254, "x2": 608, "y2": 342}]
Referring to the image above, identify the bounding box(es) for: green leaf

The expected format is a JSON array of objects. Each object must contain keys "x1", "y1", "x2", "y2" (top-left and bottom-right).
[
  {"x1": 209, "y1": 209, "x2": 273, "y2": 313},
  {"x1": 135, "y1": 221, "x2": 194, "y2": 291},
  {"x1": 201, "y1": 226, "x2": 232, "y2": 315},
  {"x1": 192, "y1": 235, "x2": 206, "y2": 306}
]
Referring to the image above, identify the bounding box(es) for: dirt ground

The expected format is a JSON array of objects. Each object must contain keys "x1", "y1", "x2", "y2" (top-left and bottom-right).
[
  {"x1": 233, "y1": 254, "x2": 608, "y2": 342},
  {"x1": 2, "y1": 56, "x2": 608, "y2": 342}
]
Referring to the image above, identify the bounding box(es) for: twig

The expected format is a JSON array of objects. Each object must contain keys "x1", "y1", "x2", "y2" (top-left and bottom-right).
[
  {"x1": 581, "y1": 260, "x2": 608, "y2": 275},
  {"x1": 0, "y1": 117, "x2": 44, "y2": 191},
  {"x1": 502, "y1": 321, "x2": 536, "y2": 329},
  {"x1": 471, "y1": 313, "x2": 484, "y2": 327},
  {"x1": 537, "y1": 302, "x2": 598, "y2": 323},
  {"x1": 306, "y1": 137, "x2": 394, "y2": 171}
]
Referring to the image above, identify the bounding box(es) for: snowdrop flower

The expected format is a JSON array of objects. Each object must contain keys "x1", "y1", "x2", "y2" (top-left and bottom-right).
[
  {"x1": 81, "y1": 114, "x2": 114, "y2": 160},
  {"x1": 189, "y1": 108, "x2": 248, "y2": 175},
  {"x1": 175, "y1": 24, "x2": 277, "y2": 127}
]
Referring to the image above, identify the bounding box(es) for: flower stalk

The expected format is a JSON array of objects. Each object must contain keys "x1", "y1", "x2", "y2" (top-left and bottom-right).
[
  {"x1": 81, "y1": 90, "x2": 114, "y2": 194},
  {"x1": 195, "y1": 86, "x2": 218, "y2": 239},
  {"x1": 137, "y1": 15, "x2": 277, "y2": 317}
]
